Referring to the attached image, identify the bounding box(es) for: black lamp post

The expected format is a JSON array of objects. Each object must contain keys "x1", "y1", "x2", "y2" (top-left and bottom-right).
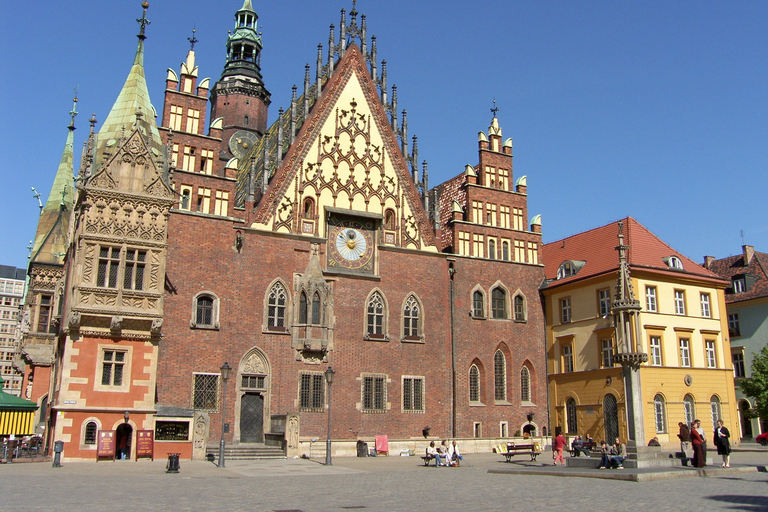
[
  {"x1": 324, "y1": 366, "x2": 335, "y2": 466},
  {"x1": 218, "y1": 362, "x2": 232, "y2": 468}
]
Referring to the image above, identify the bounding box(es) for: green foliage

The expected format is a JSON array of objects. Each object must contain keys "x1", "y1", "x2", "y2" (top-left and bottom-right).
[{"x1": 740, "y1": 345, "x2": 768, "y2": 421}]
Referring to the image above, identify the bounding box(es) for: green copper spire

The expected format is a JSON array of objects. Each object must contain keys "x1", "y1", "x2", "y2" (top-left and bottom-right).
[
  {"x1": 30, "y1": 97, "x2": 77, "y2": 266},
  {"x1": 221, "y1": 0, "x2": 264, "y2": 83},
  {"x1": 94, "y1": 1, "x2": 162, "y2": 167}
]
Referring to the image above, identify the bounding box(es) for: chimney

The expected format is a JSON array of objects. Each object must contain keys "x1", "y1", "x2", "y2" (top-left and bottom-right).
[
  {"x1": 743, "y1": 245, "x2": 754, "y2": 265},
  {"x1": 703, "y1": 256, "x2": 715, "y2": 269}
]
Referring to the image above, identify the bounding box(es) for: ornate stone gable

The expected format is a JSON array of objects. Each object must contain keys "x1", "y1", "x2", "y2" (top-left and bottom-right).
[{"x1": 252, "y1": 46, "x2": 436, "y2": 251}]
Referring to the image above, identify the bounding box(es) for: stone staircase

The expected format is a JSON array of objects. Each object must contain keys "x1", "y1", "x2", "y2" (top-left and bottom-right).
[{"x1": 206, "y1": 443, "x2": 286, "y2": 462}]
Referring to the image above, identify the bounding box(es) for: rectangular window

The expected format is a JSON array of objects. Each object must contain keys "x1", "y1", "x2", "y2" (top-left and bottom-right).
[
  {"x1": 728, "y1": 313, "x2": 740, "y2": 337},
  {"x1": 527, "y1": 242, "x2": 538, "y2": 264},
  {"x1": 179, "y1": 185, "x2": 192, "y2": 210},
  {"x1": 674, "y1": 290, "x2": 686, "y2": 315},
  {"x1": 487, "y1": 238, "x2": 497, "y2": 260},
  {"x1": 36, "y1": 294, "x2": 53, "y2": 333},
  {"x1": 299, "y1": 373, "x2": 325, "y2": 411},
  {"x1": 471, "y1": 201, "x2": 483, "y2": 224},
  {"x1": 241, "y1": 375, "x2": 265, "y2": 390},
  {"x1": 193, "y1": 373, "x2": 219, "y2": 410},
  {"x1": 497, "y1": 168, "x2": 509, "y2": 190},
  {"x1": 182, "y1": 146, "x2": 197, "y2": 172},
  {"x1": 705, "y1": 340, "x2": 717, "y2": 368},
  {"x1": 169, "y1": 105, "x2": 183, "y2": 131},
  {"x1": 362, "y1": 374, "x2": 386, "y2": 412},
  {"x1": 123, "y1": 249, "x2": 146, "y2": 290},
  {"x1": 458, "y1": 232, "x2": 470, "y2": 256},
  {"x1": 514, "y1": 240, "x2": 525, "y2": 262},
  {"x1": 650, "y1": 336, "x2": 662, "y2": 366},
  {"x1": 512, "y1": 208, "x2": 524, "y2": 231},
  {"x1": 186, "y1": 109, "x2": 200, "y2": 133},
  {"x1": 486, "y1": 204, "x2": 497, "y2": 226},
  {"x1": 499, "y1": 206, "x2": 510, "y2": 228},
  {"x1": 733, "y1": 351, "x2": 745, "y2": 378},
  {"x1": 601, "y1": 339, "x2": 614, "y2": 368},
  {"x1": 484, "y1": 166, "x2": 497, "y2": 187},
  {"x1": 214, "y1": 191, "x2": 229, "y2": 216},
  {"x1": 562, "y1": 345, "x2": 574, "y2": 373},
  {"x1": 200, "y1": 149, "x2": 214, "y2": 174},
  {"x1": 97, "y1": 247, "x2": 120, "y2": 288},
  {"x1": 679, "y1": 338, "x2": 691, "y2": 367},
  {"x1": 472, "y1": 234, "x2": 484, "y2": 258},
  {"x1": 101, "y1": 350, "x2": 126, "y2": 386},
  {"x1": 700, "y1": 293, "x2": 711, "y2": 318},
  {"x1": 645, "y1": 286, "x2": 657, "y2": 312},
  {"x1": 733, "y1": 278, "x2": 746, "y2": 293},
  {"x1": 402, "y1": 377, "x2": 424, "y2": 412},
  {"x1": 171, "y1": 143, "x2": 179, "y2": 167},
  {"x1": 197, "y1": 187, "x2": 211, "y2": 213},
  {"x1": 155, "y1": 421, "x2": 190, "y2": 441},
  {"x1": 598, "y1": 289, "x2": 611, "y2": 317},
  {"x1": 560, "y1": 297, "x2": 571, "y2": 324}
]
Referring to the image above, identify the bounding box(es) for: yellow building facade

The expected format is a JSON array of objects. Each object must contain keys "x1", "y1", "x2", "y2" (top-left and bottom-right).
[{"x1": 543, "y1": 218, "x2": 738, "y2": 448}]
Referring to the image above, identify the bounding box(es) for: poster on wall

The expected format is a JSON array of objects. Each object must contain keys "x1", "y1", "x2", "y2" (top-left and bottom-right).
[
  {"x1": 97, "y1": 430, "x2": 116, "y2": 461},
  {"x1": 136, "y1": 430, "x2": 154, "y2": 461}
]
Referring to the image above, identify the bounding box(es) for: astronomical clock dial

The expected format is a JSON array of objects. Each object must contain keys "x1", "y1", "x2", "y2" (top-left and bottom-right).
[
  {"x1": 327, "y1": 218, "x2": 375, "y2": 272},
  {"x1": 228, "y1": 130, "x2": 259, "y2": 158}
]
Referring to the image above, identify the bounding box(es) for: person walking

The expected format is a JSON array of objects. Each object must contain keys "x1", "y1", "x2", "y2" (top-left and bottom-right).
[
  {"x1": 678, "y1": 421, "x2": 691, "y2": 455},
  {"x1": 714, "y1": 419, "x2": 731, "y2": 468},
  {"x1": 552, "y1": 430, "x2": 567, "y2": 466},
  {"x1": 690, "y1": 419, "x2": 706, "y2": 468}
]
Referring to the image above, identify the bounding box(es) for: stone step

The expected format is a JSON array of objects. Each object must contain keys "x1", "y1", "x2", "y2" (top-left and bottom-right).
[{"x1": 206, "y1": 444, "x2": 286, "y2": 461}]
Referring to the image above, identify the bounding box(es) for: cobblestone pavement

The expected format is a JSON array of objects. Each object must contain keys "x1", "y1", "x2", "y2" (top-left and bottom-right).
[{"x1": 1, "y1": 450, "x2": 767, "y2": 512}]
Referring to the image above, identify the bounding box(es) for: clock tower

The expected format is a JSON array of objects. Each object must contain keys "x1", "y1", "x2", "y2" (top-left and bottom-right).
[{"x1": 210, "y1": 0, "x2": 271, "y2": 159}]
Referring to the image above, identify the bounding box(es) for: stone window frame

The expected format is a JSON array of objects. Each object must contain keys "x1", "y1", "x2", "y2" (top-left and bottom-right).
[
  {"x1": 705, "y1": 339, "x2": 717, "y2": 368},
  {"x1": 520, "y1": 365, "x2": 532, "y2": 403},
  {"x1": 179, "y1": 185, "x2": 192, "y2": 210},
  {"x1": 700, "y1": 292, "x2": 711, "y2": 318},
  {"x1": 192, "y1": 372, "x2": 221, "y2": 412},
  {"x1": 263, "y1": 279, "x2": 291, "y2": 334},
  {"x1": 401, "y1": 293, "x2": 425, "y2": 343},
  {"x1": 363, "y1": 289, "x2": 389, "y2": 342},
  {"x1": 493, "y1": 349, "x2": 507, "y2": 403},
  {"x1": 512, "y1": 290, "x2": 527, "y2": 322},
  {"x1": 678, "y1": 337, "x2": 691, "y2": 367},
  {"x1": 674, "y1": 289, "x2": 687, "y2": 316},
  {"x1": 80, "y1": 418, "x2": 102, "y2": 450},
  {"x1": 360, "y1": 372, "x2": 388, "y2": 413},
  {"x1": 490, "y1": 282, "x2": 510, "y2": 321},
  {"x1": 190, "y1": 291, "x2": 220, "y2": 330},
  {"x1": 401, "y1": 375, "x2": 425, "y2": 413},
  {"x1": 469, "y1": 362, "x2": 483, "y2": 404},
  {"x1": 94, "y1": 344, "x2": 132, "y2": 393},
  {"x1": 645, "y1": 285, "x2": 658, "y2": 312},
  {"x1": 471, "y1": 286, "x2": 486, "y2": 319},
  {"x1": 298, "y1": 371, "x2": 326, "y2": 412}
]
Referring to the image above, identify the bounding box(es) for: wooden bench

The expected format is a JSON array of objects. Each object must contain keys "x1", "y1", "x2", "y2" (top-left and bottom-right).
[
  {"x1": 569, "y1": 440, "x2": 597, "y2": 457},
  {"x1": 502, "y1": 442, "x2": 541, "y2": 462}
]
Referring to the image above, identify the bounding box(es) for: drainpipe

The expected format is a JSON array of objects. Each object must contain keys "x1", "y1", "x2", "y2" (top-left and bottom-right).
[{"x1": 448, "y1": 260, "x2": 457, "y2": 438}]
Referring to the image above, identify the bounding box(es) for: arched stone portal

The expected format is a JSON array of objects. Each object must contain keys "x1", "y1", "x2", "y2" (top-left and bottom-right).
[{"x1": 234, "y1": 347, "x2": 271, "y2": 444}]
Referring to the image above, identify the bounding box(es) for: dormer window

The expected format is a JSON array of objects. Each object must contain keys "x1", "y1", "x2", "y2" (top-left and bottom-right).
[
  {"x1": 733, "y1": 278, "x2": 746, "y2": 294},
  {"x1": 556, "y1": 260, "x2": 584, "y2": 279},
  {"x1": 664, "y1": 256, "x2": 684, "y2": 270}
]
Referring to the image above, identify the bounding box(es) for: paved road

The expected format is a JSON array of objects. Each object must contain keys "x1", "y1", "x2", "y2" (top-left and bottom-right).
[{"x1": 1, "y1": 450, "x2": 767, "y2": 512}]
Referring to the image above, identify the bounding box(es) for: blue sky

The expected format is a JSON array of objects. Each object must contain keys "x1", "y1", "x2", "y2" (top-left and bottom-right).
[{"x1": 1, "y1": 1, "x2": 766, "y2": 270}]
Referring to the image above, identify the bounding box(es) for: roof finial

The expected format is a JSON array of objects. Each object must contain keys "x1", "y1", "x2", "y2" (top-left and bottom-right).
[
  {"x1": 188, "y1": 26, "x2": 198, "y2": 50},
  {"x1": 350, "y1": 0, "x2": 358, "y2": 18},
  {"x1": 69, "y1": 88, "x2": 79, "y2": 130},
  {"x1": 491, "y1": 98, "x2": 499, "y2": 119},
  {"x1": 137, "y1": 2, "x2": 150, "y2": 41}
]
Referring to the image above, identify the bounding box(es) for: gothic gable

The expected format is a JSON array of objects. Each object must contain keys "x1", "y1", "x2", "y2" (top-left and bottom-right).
[{"x1": 252, "y1": 46, "x2": 436, "y2": 251}]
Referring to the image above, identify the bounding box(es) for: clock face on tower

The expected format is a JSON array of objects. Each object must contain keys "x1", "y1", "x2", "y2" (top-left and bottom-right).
[{"x1": 327, "y1": 216, "x2": 375, "y2": 273}]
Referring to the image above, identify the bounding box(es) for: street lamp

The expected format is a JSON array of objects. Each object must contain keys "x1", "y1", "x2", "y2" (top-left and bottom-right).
[
  {"x1": 324, "y1": 366, "x2": 335, "y2": 466},
  {"x1": 218, "y1": 362, "x2": 232, "y2": 468}
]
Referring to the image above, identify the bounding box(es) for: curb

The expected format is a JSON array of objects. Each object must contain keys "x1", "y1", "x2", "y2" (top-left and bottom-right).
[{"x1": 487, "y1": 465, "x2": 764, "y2": 482}]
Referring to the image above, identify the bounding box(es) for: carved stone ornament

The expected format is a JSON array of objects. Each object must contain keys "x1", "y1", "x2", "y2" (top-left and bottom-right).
[
  {"x1": 242, "y1": 353, "x2": 266, "y2": 374},
  {"x1": 67, "y1": 311, "x2": 81, "y2": 331},
  {"x1": 110, "y1": 315, "x2": 123, "y2": 332},
  {"x1": 150, "y1": 317, "x2": 163, "y2": 335}
]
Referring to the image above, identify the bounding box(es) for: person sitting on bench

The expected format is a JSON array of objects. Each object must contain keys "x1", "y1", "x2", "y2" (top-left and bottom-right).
[
  {"x1": 571, "y1": 436, "x2": 591, "y2": 457},
  {"x1": 427, "y1": 441, "x2": 446, "y2": 466}
]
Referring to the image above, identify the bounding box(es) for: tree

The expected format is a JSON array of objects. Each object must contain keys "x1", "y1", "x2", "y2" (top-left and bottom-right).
[{"x1": 740, "y1": 345, "x2": 768, "y2": 421}]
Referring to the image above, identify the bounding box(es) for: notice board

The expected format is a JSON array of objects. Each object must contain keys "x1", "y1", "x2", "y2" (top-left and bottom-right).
[
  {"x1": 97, "y1": 430, "x2": 116, "y2": 461},
  {"x1": 136, "y1": 430, "x2": 154, "y2": 461}
]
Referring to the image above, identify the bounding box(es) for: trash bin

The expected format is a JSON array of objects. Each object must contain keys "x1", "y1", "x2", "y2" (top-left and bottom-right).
[
  {"x1": 52, "y1": 440, "x2": 64, "y2": 468},
  {"x1": 166, "y1": 453, "x2": 180, "y2": 473},
  {"x1": 356, "y1": 440, "x2": 368, "y2": 458}
]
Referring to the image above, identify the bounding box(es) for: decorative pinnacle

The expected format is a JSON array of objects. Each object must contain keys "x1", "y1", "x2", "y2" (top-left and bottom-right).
[
  {"x1": 491, "y1": 99, "x2": 499, "y2": 118},
  {"x1": 350, "y1": 0, "x2": 358, "y2": 17},
  {"x1": 137, "y1": 2, "x2": 150, "y2": 41},
  {"x1": 188, "y1": 27, "x2": 198, "y2": 50},
  {"x1": 69, "y1": 88, "x2": 79, "y2": 130}
]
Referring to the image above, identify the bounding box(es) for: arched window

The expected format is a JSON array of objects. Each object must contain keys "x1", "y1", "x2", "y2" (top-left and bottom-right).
[
  {"x1": 403, "y1": 295, "x2": 421, "y2": 339},
  {"x1": 488, "y1": 240, "x2": 496, "y2": 260},
  {"x1": 299, "y1": 292, "x2": 308, "y2": 324},
  {"x1": 311, "y1": 292, "x2": 321, "y2": 324},
  {"x1": 491, "y1": 288, "x2": 507, "y2": 319},
  {"x1": 267, "y1": 283, "x2": 287, "y2": 329},
  {"x1": 472, "y1": 290, "x2": 484, "y2": 317},
  {"x1": 303, "y1": 197, "x2": 315, "y2": 218},
  {"x1": 84, "y1": 421, "x2": 98, "y2": 445},
  {"x1": 566, "y1": 398, "x2": 577, "y2": 434},
  {"x1": 366, "y1": 291, "x2": 386, "y2": 338},
  {"x1": 654, "y1": 394, "x2": 667, "y2": 433},
  {"x1": 502, "y1": 241, "x2": 510, "y2": 261},
  {"x1": 469, "y1": 365, "x2": 480, "y2": 402},
  {"x1": 384, "y1": 209, "x2": 396, "y2": 230},
  {"x1": 180, "y1": 189, "x2": 191, "y2": 210},
  {"x1": 494, "y1": 350, "x2": 506, "y2": 401},
  {"x1": 683, "y1": 394, "x2": 695, "y2": 426},
  {"x1": 244, "y1": 115, "x2": 249, "y2": 126},
  {"x1": 514, "y1": 294, "x2": 526, "y2": 322},
  {"x1": 191, "y1": 292, "x2": 220, "y2": 329},
  {"x1": 710, "y1": 395, "x2": 722, "y2": 429},
  {"x1": 520, "y1": 366, "x2": 531, "y2": 402}
]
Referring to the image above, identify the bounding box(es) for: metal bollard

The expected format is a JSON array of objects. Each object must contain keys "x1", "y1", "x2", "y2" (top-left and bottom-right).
[
  {"x1": 166, "y1": 453, "x2": 180, "y2": 473},
  {"x1": 52, "y1": 440, "x2": 64, "y2": 468}
]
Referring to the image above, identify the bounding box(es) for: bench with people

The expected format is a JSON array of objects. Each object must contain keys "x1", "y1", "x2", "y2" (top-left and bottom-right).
[
  {"x1": 569, "y1": 435, "x2": 596, "y2": 457},
  {"x1": 422, "y1": 440, "x2": 463, "y2": 467},
  {"x1": 498, "y1": 440, "x2": 542, "y2": 462}
]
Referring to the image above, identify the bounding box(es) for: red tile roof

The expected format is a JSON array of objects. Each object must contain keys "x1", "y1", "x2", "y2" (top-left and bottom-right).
[
  {"x1": 542, "y1": 217, "x2": 726, "y2": 289},
  {"x1": 707, "y1": 249, "x2": 768, "y2": 304}
]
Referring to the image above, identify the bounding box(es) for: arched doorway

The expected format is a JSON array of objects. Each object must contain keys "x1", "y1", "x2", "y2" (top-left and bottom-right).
[
  {"x1": 739, "y1": 400, "x2": 753, "y2": 438},
  {"x1": 603, "y1": 394, "x2": 619, "y2": 443},
  {"x1": 115, "y1": 423, "x2": 133, "y2": 460},
  {"x1": 236, "y1": 348, "x2": 271, "y2": 444}
]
